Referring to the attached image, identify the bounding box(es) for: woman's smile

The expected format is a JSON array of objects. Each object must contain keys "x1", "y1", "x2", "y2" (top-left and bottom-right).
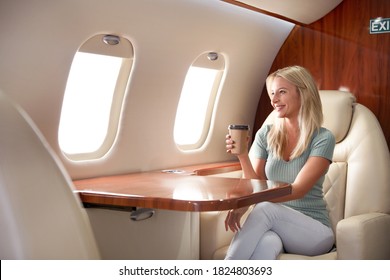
[{"x1": 270, "y1": 77, "x2": 300, "y2": 119}]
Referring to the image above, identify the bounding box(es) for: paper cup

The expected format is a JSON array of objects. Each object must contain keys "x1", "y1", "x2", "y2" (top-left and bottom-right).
[{"x1": 228, "y1": 124, "x2": 250, "y2": 154}]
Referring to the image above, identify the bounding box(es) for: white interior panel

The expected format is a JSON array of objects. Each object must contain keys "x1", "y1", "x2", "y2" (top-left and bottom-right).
[
  {"x1": 236, "y1": 0, "x2": 343, "y2": 24},
  {"x1": 86, "y1": 208, "x2": 199, "y2": 260},
  {"x1": 0, "y1": 0, "x2": 293, "y2": 179}
]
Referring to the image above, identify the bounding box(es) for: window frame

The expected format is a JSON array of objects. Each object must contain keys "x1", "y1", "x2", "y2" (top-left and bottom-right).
[{"x1": 58, "y1": 34, "x2": 134, "y2": 161}]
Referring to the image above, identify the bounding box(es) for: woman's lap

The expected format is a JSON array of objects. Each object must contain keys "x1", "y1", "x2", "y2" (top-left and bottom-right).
[{"x1": 225, "y1": 202, "x2": 334, "y2": 260}]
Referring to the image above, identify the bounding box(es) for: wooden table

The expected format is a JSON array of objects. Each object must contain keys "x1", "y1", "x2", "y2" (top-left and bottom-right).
[{"x1": 73, "y1": 161, "x2": 292, "y2": 212}]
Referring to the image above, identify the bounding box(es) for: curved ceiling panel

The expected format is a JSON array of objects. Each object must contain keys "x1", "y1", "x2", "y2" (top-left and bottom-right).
[{"x1": 227, "y1": 0, "x2": 343, "y2": 24}]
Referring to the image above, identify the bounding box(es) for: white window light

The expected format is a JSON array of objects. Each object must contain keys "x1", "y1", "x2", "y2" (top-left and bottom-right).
[
  {"x1": 59, "y1": 52, "x2": 122, "y2": 155},
  {"x1": 174, "y1": 52, "x2": 225, "y2": 150}
]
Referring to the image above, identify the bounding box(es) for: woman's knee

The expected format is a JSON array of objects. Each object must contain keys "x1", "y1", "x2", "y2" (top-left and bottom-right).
[
  {"x1": 245, "y1": 202, "x2": 281, "y2": 227},
  {"x1": 253, "y1": 201, "x2": 274, "y2": 212},
  {"x1": 250, "y1": 231, "x2": 283, "y2": 260},
  {"x1": 252, "y1": 201, "x2": 281, "y2": 217}
]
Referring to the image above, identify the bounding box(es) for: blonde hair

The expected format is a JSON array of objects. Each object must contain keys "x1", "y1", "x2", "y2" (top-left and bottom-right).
[{"x1": 265, "y1": 66, "x2": 323, "y2": 160}]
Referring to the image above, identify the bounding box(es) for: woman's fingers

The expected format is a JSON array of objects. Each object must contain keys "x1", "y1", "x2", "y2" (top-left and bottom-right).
[
  {"x1": 224, "y1": 211, "x2": 230, "y2": 231},
  {"x1": 225, "y1": 210, "x2": 241, "y2": 232},
  {"x1": 226, "y1": 134, "x2": 235, "y2": 153},
  {"x1": 225, "y1": 206, "x2": 250, "y2": 232}
]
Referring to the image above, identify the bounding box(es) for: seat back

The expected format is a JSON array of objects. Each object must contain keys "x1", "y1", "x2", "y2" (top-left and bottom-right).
[
  {"x1": 0, "y1": 92, "x2": 100, "y2": 259},
  {"x1": 321, "y1": 91, "x2": 390, "y2": 234},
  {"x1": 320, "y1": 90, "x2": 355, "y2": 232}
]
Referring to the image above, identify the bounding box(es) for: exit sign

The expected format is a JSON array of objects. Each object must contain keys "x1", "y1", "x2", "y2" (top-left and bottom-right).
[{"x1": 370, "y1": 18, "x2": 390, "y2": 34}]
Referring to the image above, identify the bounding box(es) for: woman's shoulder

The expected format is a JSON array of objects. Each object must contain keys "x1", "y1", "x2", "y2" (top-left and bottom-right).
[
  {"x1": 315, "y1": 127, "x2": 336, "y2": 143},
  {"x1": 319, "y1": 127, "x2": 334, "y2": 137},
  {"x1": 258, "y1": 123, "x2": 273, "y2": 133},
  {"x1": 256, "y1": 123, "x2": 273, "y2": 137}
]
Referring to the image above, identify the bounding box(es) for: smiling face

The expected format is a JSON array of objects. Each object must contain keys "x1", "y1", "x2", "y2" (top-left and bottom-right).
[{"x1": 269, "y1": 76, "x2": 301, "y2": 120}]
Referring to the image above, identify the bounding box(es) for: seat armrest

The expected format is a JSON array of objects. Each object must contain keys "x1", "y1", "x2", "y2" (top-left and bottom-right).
[{"x1": 336, "y1": 212, "x2": 390, "y2": 259}]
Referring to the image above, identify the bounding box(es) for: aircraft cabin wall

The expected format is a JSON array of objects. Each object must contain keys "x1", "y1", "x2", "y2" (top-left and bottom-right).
[{"x1": 0, "y1": 0, "x2": 293, "y2": 179}]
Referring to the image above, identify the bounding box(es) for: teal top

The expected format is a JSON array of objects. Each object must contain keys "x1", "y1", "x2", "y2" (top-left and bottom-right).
[{"x1": 250, "y1": 124, "x2": 335, "y2": 227}]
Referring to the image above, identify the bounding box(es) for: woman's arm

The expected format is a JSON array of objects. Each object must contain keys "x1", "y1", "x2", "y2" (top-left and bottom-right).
[
  {"x1": 226, "y1": 134, "x2": 267, "y2": 180},
  {"x1": 237, "y1": 154, "x2": 267, "y2": 180},
  {"x1": 270, "y1": 156, "x2": 330, "y2": 202},
  {"x1": 225, "y1": 135, "x2": 267, "y2": 232}
]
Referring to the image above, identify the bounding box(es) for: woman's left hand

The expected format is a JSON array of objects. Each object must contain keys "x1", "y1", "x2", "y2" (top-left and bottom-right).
[{"x1": 225, "y1": 206, "x2": 249, "y2": 232}]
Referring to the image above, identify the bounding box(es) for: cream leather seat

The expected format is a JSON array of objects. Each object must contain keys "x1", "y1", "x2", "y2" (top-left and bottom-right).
[
  {"x1": 0, "y1": 92, "x2": 100, "y2": 259},
  {"x1": 200, "y1": 90, "x2": 390, "y2": 260}
]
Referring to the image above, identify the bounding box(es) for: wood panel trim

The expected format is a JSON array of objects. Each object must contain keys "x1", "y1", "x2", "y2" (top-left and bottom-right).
[{"x1": 73, "y1": 162, "x2": 291, "y2": 212}]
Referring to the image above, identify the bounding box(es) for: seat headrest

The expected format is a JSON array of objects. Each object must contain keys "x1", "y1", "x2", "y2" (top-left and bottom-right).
[{"x1": 319, "y1": 90, "x2": 355, "y2": 143}]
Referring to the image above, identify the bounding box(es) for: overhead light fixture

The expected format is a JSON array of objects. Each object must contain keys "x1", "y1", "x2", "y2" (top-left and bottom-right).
[
  {"x1": 103, "y1": 35, "x2": 120, "y2": 45},
  {"x1": 207, "y1": 52, "x2": 219, "y2": 61}
]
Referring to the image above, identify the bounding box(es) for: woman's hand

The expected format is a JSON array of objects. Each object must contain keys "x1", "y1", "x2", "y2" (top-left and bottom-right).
[
  {"x1": 226, "y1": 133, "x2": 250, "y2": 155},
  {"x1": 225, "y1": 134, "x2": 235, "y2": 153},
  {"x1": 225, "y1": 206, "x2": 249, "y2": 232}
]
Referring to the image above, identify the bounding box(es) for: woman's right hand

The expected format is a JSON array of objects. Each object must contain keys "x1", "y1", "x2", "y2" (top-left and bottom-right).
[
  {"x1": 225, "y1": 134, "x2": 235, "y2": 154},
  {"x1": 226, "y1": 133, "x2": 250, "y2": 155}
]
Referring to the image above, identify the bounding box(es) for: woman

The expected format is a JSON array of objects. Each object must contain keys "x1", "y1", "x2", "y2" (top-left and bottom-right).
[{"x1": 225, "y1": 66, "x2": 335, "y2": 259}]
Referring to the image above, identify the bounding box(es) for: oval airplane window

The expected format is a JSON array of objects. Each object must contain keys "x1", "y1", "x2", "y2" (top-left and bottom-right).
[
  {"x1": 174, "y1": 52, "x2": 225, "y2": 150},
  {"x1": 59, "y1": 34, "x2": 133, "y2": 160}
]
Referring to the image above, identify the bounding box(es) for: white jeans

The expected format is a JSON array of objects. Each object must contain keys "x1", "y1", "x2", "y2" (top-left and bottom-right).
[{"x1": 225, "y1": 202, "x2": 335, "y2": 260}]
